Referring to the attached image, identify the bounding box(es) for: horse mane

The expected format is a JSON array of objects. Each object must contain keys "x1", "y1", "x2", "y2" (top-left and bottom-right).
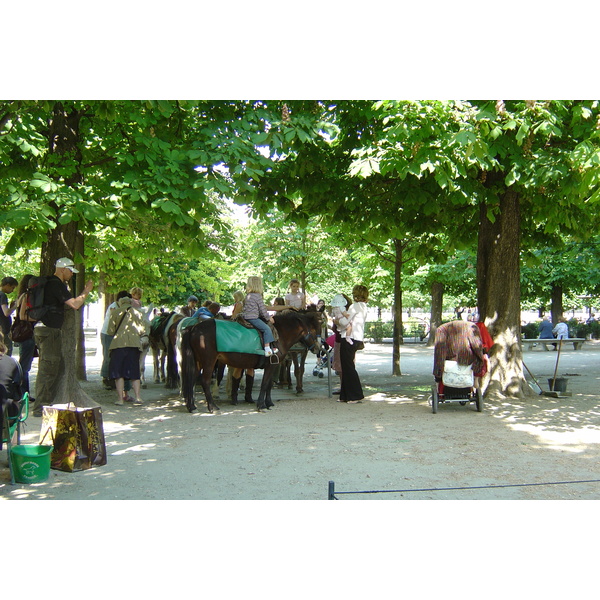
[{"x1": 274, "y1": 306, "x2": 321, "y2": 328}]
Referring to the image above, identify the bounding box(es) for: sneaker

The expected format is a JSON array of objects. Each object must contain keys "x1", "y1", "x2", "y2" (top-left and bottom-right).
[{"x1": 264, "y1": 347, "x2": 273, "y2": 357}]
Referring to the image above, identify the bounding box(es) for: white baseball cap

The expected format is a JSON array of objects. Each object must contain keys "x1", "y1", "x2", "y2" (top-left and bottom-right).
[{"x1": 55, "y1": 257, "x2": 79, "y2": 273}]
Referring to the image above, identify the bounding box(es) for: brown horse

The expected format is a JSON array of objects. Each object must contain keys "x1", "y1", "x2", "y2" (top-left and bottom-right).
[
  {"x1": 276, "y1": 345, "x2": 308, "y2": 393},
  {"x1": 180, "y1": 309, "x2": 323, "y2": 413},
  {"x1": 149, "y1": 311, "x2": 183, "y2": 389}
]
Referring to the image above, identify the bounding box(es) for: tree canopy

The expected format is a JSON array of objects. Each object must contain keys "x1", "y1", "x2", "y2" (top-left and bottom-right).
[{"x1": 2, "y1": 99, "x2": 600, "y2": 400}]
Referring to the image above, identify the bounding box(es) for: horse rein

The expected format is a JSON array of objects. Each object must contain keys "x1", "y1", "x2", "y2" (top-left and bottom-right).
[{"x1": 299, "y1": 328, "x2": 320, "y2": 353}]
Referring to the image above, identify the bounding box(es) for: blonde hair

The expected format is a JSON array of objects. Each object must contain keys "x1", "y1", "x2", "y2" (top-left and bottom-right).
[
  {"x1": 352, "y1": 284, "x2": 369, "y2": 302},
  {"x1": 233, "y1": 290, "x2": 244, "y2": 303},
  {"x1": 246, "y1": 276, "x2": 264, "y2": 295},
  {"x1": 130, "y1": 286, "x2": 143, "y2": 299}
]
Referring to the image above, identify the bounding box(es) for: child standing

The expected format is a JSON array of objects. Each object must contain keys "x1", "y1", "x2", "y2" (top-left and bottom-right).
[
  {"x1": 242, "y1": 276, "x2": 276, "y2": 356},
  {"x1": 285, "y1": 278, "x2": 305, "y2": 310}
]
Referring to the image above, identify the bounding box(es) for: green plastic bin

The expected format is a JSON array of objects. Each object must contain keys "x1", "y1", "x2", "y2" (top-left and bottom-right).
[{"x1": 10, "y1": 445, "x2": 53, "y2": 483}]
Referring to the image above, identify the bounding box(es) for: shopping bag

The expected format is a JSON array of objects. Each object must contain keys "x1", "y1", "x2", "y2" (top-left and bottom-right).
[
  {"x1": 442, "y1": 360, "x2": 474, "y2": 388},
  {"x1": 39, "y1": 404, "x2": 107, "y2": 472}
]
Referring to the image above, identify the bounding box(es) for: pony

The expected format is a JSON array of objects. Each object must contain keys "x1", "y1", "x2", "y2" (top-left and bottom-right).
[
  {"x1": 180, "y1": 309, "x2": 323, "y2": 413},
  {"x1": 277, "y1": 345, "x2": 308, "y2": 394},
  {"x1": 148, "y1": 311, "x2": 183, "y2": 389}
]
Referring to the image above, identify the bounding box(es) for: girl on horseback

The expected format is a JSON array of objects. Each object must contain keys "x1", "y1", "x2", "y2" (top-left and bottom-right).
[{"x1": 242, "y1": 276, "x2": 276, "y2": 356}]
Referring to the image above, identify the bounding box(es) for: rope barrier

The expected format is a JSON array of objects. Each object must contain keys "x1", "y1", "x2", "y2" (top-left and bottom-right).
[{"x1": 327, "y1": 478, "x2": 600, "y2": 500}]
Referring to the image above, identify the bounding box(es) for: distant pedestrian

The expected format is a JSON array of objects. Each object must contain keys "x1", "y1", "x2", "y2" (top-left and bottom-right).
[
  {"x1": 0, "y1": 276, "x2": 18, "y2": 356},
  {"x1": 14, "y1": 274, "x2": 36, "y2": 394},
  {"x1": 553, "y1": 317, "x2": 569, "y2": 343},
  {"x1": 538, "y1": 316, "x2": 554, "y2": 339}
]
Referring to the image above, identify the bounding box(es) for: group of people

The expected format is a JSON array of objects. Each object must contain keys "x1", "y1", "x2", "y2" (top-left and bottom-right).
[
  {"x1": 177, "y1": 277, "x2": 372, "y2": 405},
  {"x1": 537, "y1": 315, "x2": 569, "y2": 349},
  {"x1": 3, "y1": 259, "x2": 374, "y2": 419},
  {"x1": 1, "y1": 258, "x2": 94, "y2": 418}
]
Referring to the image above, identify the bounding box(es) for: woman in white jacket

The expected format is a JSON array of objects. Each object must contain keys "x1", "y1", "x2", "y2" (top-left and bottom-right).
[{"x1": 338, "y1": 285, "x2": 369, "y2": 403}]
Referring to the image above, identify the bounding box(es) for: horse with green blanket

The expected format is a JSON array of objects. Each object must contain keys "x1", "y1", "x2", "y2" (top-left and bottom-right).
[{"x1": 180, "y1": 309, "x2": 323, "y2": 413}]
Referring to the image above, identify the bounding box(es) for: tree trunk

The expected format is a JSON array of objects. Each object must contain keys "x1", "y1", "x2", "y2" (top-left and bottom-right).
[
  {"x1": 550, "y1": 284, "x2": 563, "y2": 324},
  {"x1": 39, "y1": 102, "x2": 96, "y2": 406},
  {"x1": 391, "y1": 238, "x2": 403, "y2": 376},
  {"x1": 477, "y1": 189, "x2": 532, "y2": 399},
  {"x1": 427, "y1": 281, "x2": 444, "y2": 346}
]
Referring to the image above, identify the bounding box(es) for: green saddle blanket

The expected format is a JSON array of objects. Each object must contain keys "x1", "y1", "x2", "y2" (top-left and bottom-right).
[
  {"x1": 179, "y1": 316, "x2": 199, "y2": 329},
  {"x1": 215, "y1": 320, "x2": 264, "y2": 356}
]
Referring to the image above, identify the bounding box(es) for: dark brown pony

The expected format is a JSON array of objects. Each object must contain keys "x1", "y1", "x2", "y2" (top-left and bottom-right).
[
  {"x1": 180, "y1": 309, "x2": 323, "y2": 413},
  {"x1": 149, "y1": 311, "x2": 183, "y2": 389},
  {"x1": 280, "y1": 345, "x2": 308, "y2": 393}
]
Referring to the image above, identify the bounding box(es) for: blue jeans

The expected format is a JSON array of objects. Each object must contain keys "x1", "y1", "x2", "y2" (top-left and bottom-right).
[
  {"x1": 247, "y1": 318, "x2": 274, "y2": 344},
  {"x1": 17, "y1": 337, "x2": 36, "y2": 394}
]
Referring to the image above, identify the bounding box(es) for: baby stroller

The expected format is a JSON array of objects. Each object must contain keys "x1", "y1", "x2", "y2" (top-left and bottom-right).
[
  {"x1": 431, "y1": 320, "x2": 485, "y2": 414},
  {"x1": 431, "y1": 360, "x2": 483, "y2": 414},
  {"x1": 312, "y1": 334, "x2": 334, "y2": 378}
]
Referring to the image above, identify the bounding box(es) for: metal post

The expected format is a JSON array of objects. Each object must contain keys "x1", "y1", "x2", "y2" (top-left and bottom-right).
[{"x1": 328, "y1": 480, "x2": 336, "y2": 500}]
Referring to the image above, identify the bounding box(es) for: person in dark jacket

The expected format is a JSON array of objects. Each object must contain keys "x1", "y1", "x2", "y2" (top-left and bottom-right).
[
  {"x1": 32, "y1": 257, "x2": 93, "y2": 417},
  {"x1": 0, "y1": 331, "x2": 23, "y2": 450}
]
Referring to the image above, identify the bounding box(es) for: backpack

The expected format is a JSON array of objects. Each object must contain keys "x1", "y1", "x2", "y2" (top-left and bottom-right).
[{"x1": 25, "y1": 276, "x2": 50, "y2": 322}]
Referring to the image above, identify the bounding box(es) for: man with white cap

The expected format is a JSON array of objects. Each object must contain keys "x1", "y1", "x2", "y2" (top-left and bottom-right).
[{"x1": 32, "y1": 257, "x2": 94, "y2": 416}]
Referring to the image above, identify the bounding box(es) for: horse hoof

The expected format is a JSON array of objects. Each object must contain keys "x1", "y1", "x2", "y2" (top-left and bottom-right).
[
  {"x1": 230, "y1": 400, "x2": 238, "y2": 406},
  {"x1": 245, "y1": 398, "x2": 254, "y2": 404},
  {"x1": 187, "y1": 404, "x2": 197, "y2": 413}
]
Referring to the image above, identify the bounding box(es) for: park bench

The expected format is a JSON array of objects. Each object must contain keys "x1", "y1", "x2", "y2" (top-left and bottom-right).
[{"x1": 521, "y1": 338, "x2": 586, "y2": 351}]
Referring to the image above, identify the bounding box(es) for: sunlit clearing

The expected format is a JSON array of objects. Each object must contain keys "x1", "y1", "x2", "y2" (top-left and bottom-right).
[
  {"x1": 147, "y1": 415, "x2": 173, "y2": 423},
  {"x1": 103, "y1": 421, "x2": 136, "y2": 434},
  {"x1": 112, "y1": 443, "x2": 156, "y2": 455},
  {"x1": 368, "y1": 392, "x2": 413, "y2": 404},
  {"x1": 509, "y1": 423, "x2": 600, "y2": 453}
]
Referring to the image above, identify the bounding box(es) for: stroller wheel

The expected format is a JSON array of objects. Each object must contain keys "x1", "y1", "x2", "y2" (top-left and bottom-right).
[
  {"x1": 313, "y1": 369, "x2": 319, "y2": 377},
  {"x1": 318, "y1": 371, "x2": 324, "y2": 378}
]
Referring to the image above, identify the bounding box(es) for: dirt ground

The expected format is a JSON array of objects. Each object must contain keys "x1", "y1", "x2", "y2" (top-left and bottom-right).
[{"x1": 2, "y1": 340, "x2": 600, "y2": 501}]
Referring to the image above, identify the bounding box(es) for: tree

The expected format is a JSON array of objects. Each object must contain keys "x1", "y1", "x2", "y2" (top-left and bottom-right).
[
  {"x1": 368, "y1": 100, "x2": 600, "y2": 398},
  {"x1": 0, "y1": 100, "x2": 290, "y2": 401},
  {"x1": 249, "y1": 100, "x2": 600, "y2": 399}
]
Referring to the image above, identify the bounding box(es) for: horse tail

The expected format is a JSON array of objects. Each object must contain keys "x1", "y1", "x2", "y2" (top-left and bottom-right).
[{"x1": 181, "y1": 326, "x2": 198, "y2": 412}]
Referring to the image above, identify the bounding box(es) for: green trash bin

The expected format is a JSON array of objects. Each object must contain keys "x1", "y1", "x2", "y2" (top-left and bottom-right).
[{"x1": 10, "y1": 445, "x2": 53, "y2": 483}]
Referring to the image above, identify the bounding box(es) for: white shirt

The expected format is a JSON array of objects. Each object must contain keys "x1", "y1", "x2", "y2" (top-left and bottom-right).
[
  {"x1": 101, "y1": 301, "x2": 118, "y2": 335},
  {"x1": 285, "y1": 291, "x2": 305, "y2": 309},
  {"x1": 553, "y1": 322, "x2": 569, "y2": 339},
  {"x1": 347, "y1": 302, "x2": 368, "y2": 342}
]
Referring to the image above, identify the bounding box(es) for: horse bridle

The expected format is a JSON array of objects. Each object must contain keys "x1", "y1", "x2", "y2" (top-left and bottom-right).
[{"x1": 299, "y1": 327, "x2": 321, "y2": 353}]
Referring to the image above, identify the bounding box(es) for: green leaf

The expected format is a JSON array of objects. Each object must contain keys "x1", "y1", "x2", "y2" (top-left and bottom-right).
[
  {"x1": 505, "y1": 168, "x2": 520, "y2": 186},
  {"x1": 516, "y1": 122, "x2": 529, "y2": 144}
]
